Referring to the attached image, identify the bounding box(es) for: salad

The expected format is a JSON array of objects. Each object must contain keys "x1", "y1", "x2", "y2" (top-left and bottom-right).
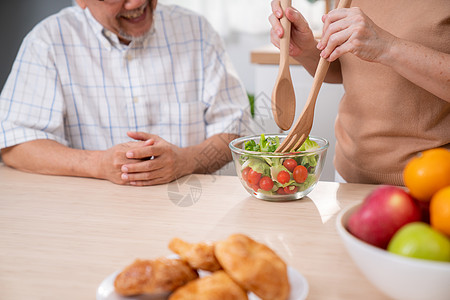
[{"x1": 239, "y1": 134, "x2": 320, "y2": 196}]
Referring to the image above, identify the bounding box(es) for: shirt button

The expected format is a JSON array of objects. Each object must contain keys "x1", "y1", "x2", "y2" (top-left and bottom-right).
[
  {"x1": 126, "y1": 53, "x2": 133, "y2": 61},
  {"x1": 133, "y1": 97, "x2": 139, "y2": 103}
]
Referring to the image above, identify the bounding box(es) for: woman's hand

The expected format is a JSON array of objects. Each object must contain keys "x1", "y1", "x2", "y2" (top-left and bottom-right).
[
  {"x1": 268, "y1": 0, "x2": 317, "y2": 58},
  {"x1": 317, "y1": 7, "x2": 395, "y2": 63}
]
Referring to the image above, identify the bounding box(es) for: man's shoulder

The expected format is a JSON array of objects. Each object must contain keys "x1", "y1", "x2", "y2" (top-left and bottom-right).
[{"x1": 26, "y1": 6, "x2": 84, "y2": 43}]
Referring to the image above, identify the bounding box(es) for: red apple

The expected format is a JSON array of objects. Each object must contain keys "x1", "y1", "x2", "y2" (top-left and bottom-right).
[{"x1": 347, "y1": 185, "x2": 421, "y2": 249}]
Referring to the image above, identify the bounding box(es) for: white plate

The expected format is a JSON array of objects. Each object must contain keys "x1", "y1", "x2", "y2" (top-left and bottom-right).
[{"x1": 97, "y1": 266, "x2": 309, "y2": 300}]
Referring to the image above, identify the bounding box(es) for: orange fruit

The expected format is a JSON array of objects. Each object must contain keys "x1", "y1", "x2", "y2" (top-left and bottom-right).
[
  {"x1": 430, "y1": 186, "x2": 450, "y2": 236},
  {"x1": 403, "y1": 148, "x2": 450, "y2": 202}
]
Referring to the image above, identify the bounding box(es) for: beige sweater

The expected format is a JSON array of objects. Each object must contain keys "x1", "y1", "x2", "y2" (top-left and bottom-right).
[{"x1": 334, "y1": 0, "x2": 450, "y2": 185}]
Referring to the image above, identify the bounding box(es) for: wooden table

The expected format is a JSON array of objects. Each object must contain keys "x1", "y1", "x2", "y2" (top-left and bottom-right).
[{"x1": 0, "y1": 163, "x2": 388, "y2": 299}]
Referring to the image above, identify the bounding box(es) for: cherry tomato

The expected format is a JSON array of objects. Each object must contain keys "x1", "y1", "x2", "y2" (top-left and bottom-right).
[
  {"x1": 283, "y1": 158, "x2": 298, "y2": 173},
  {"x1": 247, "y1": 169, "x2": 262, "y2": 185},
  {"x1": 277, "y1": 170, "x2": 290, "y2": 184},
  {"x1": 284, "y1": 186, "x2": 299, "y2": 194},
  {"x1": 250, "y1": 184, "x2": 259, "y2": 192},
  {"x1": 241, "y1": 167, "x2": 250, "y2": 182},
  {"x1": 259, "y1": 176, "x2": 274, "y2": 191},
  {"x1": 293, "y1": 165, "x2": 308, "y2": 183},
  {"x1": 276, "y1": 188, "x2": 286, "y2": 195}
]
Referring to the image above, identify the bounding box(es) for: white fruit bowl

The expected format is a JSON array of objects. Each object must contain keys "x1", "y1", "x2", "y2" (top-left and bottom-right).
[{"x1": 336, "y1": 203, "x2": 450, "y2": 300}]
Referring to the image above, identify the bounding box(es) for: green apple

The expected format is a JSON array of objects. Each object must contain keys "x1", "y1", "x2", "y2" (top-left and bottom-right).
[{"x1": 387, "y1": 222, "x2": 450, "y2": 262}]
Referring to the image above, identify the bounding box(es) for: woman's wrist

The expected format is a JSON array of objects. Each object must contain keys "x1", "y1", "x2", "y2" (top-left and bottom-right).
[{"x1": 375, "y1": 33, "x2": 399, "y2": 66}]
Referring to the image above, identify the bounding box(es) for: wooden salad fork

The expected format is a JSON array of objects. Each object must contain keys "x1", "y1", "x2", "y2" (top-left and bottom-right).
[{"x1": 275, "y1": 0, "x2": 353, "y2": 153}]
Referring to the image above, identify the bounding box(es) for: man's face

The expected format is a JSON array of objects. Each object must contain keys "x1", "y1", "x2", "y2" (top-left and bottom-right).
[{"x1": 77, "y1": 0, "x2": 157, "y2": 44}]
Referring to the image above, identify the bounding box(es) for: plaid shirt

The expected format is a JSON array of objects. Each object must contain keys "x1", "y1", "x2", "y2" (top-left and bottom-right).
[{"x1": 0, "y1": 4, "x2": 251, "y2": 151}]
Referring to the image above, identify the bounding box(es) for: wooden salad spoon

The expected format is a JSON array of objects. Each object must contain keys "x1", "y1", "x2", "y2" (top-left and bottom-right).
[
  {"x1": 271, "y1": 0, "x2": 296, "y2": 131},
  {"x1": 275, "y1": 0, "x2": 353, "y2": 153}
]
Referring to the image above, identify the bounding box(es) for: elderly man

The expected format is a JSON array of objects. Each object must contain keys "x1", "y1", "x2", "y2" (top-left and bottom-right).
[{"x1": 0, "y1": 0, "x2": 251, "y2": 186}]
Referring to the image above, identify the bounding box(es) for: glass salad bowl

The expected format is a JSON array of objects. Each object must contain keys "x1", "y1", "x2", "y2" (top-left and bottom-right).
[{"x1": 229, "y1": 134, "x2": 329, "y2": 201}]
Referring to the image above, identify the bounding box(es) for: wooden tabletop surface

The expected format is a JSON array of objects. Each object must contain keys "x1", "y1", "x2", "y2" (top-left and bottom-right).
[{"x1": 0, "y1": 163, "x2": 389, "y2": 299}]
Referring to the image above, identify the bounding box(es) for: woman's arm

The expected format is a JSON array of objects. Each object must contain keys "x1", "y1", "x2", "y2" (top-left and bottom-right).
[
  {"x1": 318, "y1": 7, "x2": 450, "y2": 102},
  {"x1": 381, "y1": 39, "x2": 450, "y2": 102}
]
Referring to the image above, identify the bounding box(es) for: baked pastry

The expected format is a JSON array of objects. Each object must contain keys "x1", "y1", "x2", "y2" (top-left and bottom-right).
[
  {"x1": 169, "y1": 237, "x2": 222, "y2": 272},
  {"x1": 114, "y1": 257, "x2": 198, "y2": 296},
  {"x1": 169, "y1": 270, "x2": 248, "y2": 300},
  {"x1": 214, "y1": 233, "x2": 290, "y2": 300}
]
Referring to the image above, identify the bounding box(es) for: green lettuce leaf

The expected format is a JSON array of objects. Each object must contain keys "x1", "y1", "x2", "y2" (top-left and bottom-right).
[
  {"x1": 244, "y1": 139, "x2": 259, "y2": 152},
  {"x1": 298, "y1": 174, "x2": 317, "y2": 191},
  {"x1": 297, "y1": 137, "x2": 320, "y2": 167},
  {"x1": 241, "y1": 157, "x2": 270, "y2": 176},
  {"x1": 297, "y1": 137, "x2": 319, "y2": 151},
  {"x1": 245, "y1": 134, "x2": 280, "y2": 153}
]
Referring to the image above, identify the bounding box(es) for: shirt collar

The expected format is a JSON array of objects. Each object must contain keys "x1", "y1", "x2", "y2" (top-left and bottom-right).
[{"x1": 84, "y1": 6, "x2": 157, "y2": 51}]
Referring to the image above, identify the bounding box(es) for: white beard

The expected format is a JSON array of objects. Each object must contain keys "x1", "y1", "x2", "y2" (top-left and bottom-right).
[{"x1": 118, "y1": 0, "x2": 153, "y2": 43}]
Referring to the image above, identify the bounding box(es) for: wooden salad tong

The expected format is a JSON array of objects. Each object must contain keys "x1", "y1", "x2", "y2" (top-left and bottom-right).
[
  {"x1": 271, "y1": 0, "x2": 296, "y2": 131},
  {"x1": 275, "y1": 0, "x2": 353, "y2": 153}
]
